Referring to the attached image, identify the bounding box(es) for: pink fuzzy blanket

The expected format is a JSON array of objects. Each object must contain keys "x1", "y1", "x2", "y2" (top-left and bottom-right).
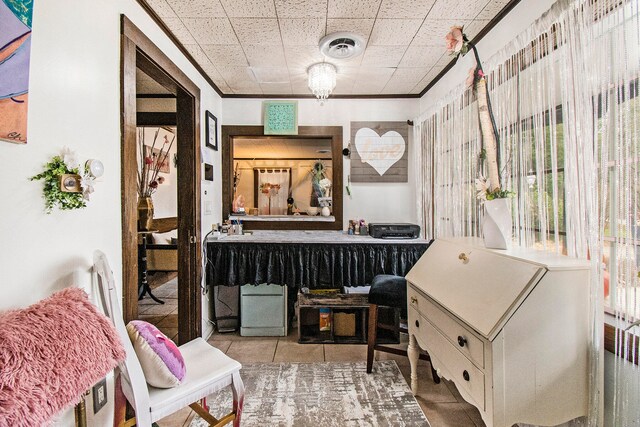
[{"x1": 0, "y1": 287, "x2": 125, "y2": 426}]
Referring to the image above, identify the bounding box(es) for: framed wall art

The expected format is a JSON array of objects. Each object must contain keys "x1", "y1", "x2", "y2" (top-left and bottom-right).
[
  {"x1": 350, "y1": 121, "x2": 409, "y2": 183},
  {"x1": 263, "y1": 101, "x2": 298, "y2": 135},
  {"x1": 205, "y1": 110, "x2": 218, "y2": 151},
  {"x1": 0, "y1": 0, "x2": 34, "y2": 144}
]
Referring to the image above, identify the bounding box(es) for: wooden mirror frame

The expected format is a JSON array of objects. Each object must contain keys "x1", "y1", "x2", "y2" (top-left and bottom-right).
[{"x1": 222, "y1": 125, "x2": 343, "y2": 231}]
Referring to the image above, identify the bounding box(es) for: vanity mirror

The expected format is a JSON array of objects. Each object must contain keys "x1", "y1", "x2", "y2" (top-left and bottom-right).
[{"x1": 222, "y1": 126, "x2": 343, "y2": 230}]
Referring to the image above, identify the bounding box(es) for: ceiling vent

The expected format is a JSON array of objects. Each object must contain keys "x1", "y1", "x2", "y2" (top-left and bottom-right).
[{"x1": 319, "y1": 32, "x2": 365, "y2": 60}]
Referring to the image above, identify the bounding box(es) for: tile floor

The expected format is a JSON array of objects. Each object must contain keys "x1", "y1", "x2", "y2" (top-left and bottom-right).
[{"x1": 140, "y1": 277, "x2": 484, "y2": 426}]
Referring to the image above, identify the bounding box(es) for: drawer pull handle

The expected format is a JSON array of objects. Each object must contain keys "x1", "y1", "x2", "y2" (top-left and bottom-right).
[
  {"x1": 457, "y1": 336, "x2": 467, "y2": 347},
  {"x1": 415, "y1": 320, "x2": 420, "y2": 328},
  {"x1": 463, "y1": 370, "x2": 470, "y2": 381},
  {"x1": 458, "y1": 253, "x2": 469, "y2": 263},
  {"x1": 410, "y1": 296, "x2": 418, "y2": 304}
]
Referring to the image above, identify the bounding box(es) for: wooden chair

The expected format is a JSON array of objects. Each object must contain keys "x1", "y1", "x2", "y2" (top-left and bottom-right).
[
  {"x1": 93, "y1": 250, "x2": 244, "y2": 427},
  {"x1": 367, "y1": 274, "x2": 440, "y2": 384}
]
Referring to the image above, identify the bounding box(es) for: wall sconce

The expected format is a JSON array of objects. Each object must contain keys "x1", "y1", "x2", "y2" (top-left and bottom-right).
[
  {"x1": 59, "y1": 160, "x2": 104, "y2": 193},
  {"x1": 86, "y1": 159, "x2": 104, "y2": 178}
]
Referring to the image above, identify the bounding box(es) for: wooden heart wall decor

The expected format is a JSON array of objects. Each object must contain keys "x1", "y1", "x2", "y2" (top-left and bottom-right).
[{"x1": 350, "y1": 121, "x2": 408, "y2": 182}]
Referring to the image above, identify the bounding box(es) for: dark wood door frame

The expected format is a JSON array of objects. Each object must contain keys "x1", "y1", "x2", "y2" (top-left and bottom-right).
[
  {"x1": 221, "y1": 125, "x2": 343, "y2": 231},
  {"x1": 121, "y1": 15, "x2": 202, "y2": 344}
]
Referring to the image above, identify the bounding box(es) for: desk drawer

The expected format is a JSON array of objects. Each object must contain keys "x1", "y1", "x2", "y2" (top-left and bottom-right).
[
  {"x1": 409, "y1": 307, "x2": 485, "y2": 410},
  {"x1": 409, "y1": 286, "x2": 484, "y2": 368}
]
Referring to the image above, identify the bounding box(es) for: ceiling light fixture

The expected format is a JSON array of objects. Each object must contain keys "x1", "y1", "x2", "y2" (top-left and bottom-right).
[{"x1": 307, "y1": 62, "x2": 337, "y2": 105}]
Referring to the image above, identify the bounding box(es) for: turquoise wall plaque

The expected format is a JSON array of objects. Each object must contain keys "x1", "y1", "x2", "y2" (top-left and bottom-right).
[{"x1": 263, "y1": 101, "x2": 298, "y2": 135}]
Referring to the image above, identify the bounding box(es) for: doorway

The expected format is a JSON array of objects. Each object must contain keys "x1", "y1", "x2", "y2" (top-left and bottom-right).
[{"x1": 120, "y1": 16, "x2": 202, "y2": 344}]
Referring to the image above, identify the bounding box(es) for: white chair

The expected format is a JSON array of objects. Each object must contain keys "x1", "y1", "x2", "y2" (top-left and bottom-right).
[{"x1": 92, "y1": 250, "x2": 244, "y2": 427}]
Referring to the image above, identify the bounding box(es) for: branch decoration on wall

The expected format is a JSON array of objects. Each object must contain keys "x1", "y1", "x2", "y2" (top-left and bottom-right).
[
  {"x1": 350, "y1": 121, "x2": 408, "y2": 183},
  {"x1": 30, "y1": 147, "x2": 104, "y2": 213}
]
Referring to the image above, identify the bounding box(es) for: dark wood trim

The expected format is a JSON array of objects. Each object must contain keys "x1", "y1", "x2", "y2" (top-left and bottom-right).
[
  {"x1": 605, "y1": 323, "x2": 639, "y2": 365},
  {"x1": 419, "y1": 0, "x2": 523, "y2": 97},
  {"x1": 176, "y1": 87, "x2": 202, "y2": 343},
  {"x1": 134, "y1": 0, "x2": 223, "y2": 97},
  {"x1": 136, "y1": 93, "x2": 176, "y2": 99},
  {"x1": 222, "y1": 125, "x2": 343, "y2": 231},
  {"x1": 136, "y1": 112, "x2": 176, "y2": 126},
  {"x1": 121, "y1": 15, "x2": 201, "y2": 343},
  {"x1": 121, "y1": 34, "x2": 138, "y2": 324}
]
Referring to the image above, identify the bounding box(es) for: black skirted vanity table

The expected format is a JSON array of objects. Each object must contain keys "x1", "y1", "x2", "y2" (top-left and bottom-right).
[{"x1": 214, "y1": 124, "x2": 427, "y2": 336}]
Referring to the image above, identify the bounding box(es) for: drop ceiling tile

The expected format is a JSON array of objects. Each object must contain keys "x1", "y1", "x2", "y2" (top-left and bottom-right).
[
  {"x1": 369, "y1": 19, "x2": 423, "y2": 46},
  {"x1": 352, "y1": 81, "x2": 387, "y2": 94},
  {"x1": 399, "y1": 45, "x2": 444, "y2": 67},
  {"x1": 244, "y1": 45, "x2": 287, "y2": 67},
  {"x1": 412, "y1": 66, "x2": 442, "y2": 93},
  {"x1": 378, "y1": 0, "x2": 437, "y2": 19},
  {"x1": 200, "y1": 63, "x2": 225, "y2": 81},
  {"x1": 391, "y1": 67, "x2": 430, "y2": 80},
  {"x1": 412, "y1": 19, "x2": 468, "y2": 46},
  {"x1": 356, "y1": 66, "x2": 396, "y2": 83},
  {"x1": 182, "y1": 18, "x2": 238, "y2": 44},
  {"x1": 232, "y1": 81, "x2": 264, "y2": 94},
  {"x1": 463, "y1": 19, "x2": 490, "y2": 39},
  {"x1": 216, "y1": 66, "x2": 258, "y2": 86},
  {"x1": 166, "y1": 0, "x2": 226, "y2": 17},
  {"x1": 251, "y1": 67, "x2": 290, "y2": 83},
  {"x1": 360, "y1": 45, "x2": 407, "y2": 67},
  {"x1": 162, "y1": 18, "x2": 197, "y2": 44},
  {"x1": 201, "y1": 45, "x2": 248, "y2": 66},
  {"x1": 476, "y1": 0, "x2": 511, "y2": 20},
  {"x1": 327, "y1": 0, "x2": 381, "y2": 18},
  {"x1": 427, "y1": 0, "x2": 490, "y2": 20},
  {"x1": 260, "y1": 82, "x2": 293, "y2": 94},
  {"x1": 333, "y1": 74, "x2": 358, "y2": 94},
  {"x1": 280, "y1": 18, "x2": 327, "y2": 46},
  {"x1": 291, "y1": 81, "x2": 311, "y2": 94},
  {"x1": 274, "y1": 0, "x2": 328, "y2": 18},
  {"x1": 146, "y1": 0, "x2": 176, "y2": 18},
  {"x1": 326, "y1": 18, "x2": 374, "y2": 43},
  {"x1": 219, "y1": 0, "x2": 276, "y2": 17},
  {"x1": 231, "y1": 18, "x2": 282, "y2": 45},
  {"x1": 285, "y1": 46, "x2": 325, "y2": 70},
  {"x1": 382, "y1": 79, "x2": 419, "y2": 94},
  {"x1": 184, "y1": 44, "x2": 214, "y2": 66}
]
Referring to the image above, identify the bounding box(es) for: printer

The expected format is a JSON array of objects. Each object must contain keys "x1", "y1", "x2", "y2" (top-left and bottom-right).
[{"x1": 368, "y1": 223, "x2": 420, "y2": 239}]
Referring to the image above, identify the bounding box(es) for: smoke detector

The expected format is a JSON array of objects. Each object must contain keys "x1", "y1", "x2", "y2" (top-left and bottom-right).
[{"x1": 319, "y1": 32, "x2": 365, "y2": 60}]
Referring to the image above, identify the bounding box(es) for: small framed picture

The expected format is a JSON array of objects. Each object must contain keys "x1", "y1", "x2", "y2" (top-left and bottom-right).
[{"x1": 205, "y1": 110, "x2": 218, "y2": 151}]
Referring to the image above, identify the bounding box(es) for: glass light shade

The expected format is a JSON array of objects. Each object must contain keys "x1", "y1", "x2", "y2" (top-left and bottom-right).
[
  {"x1": 307, "y1": 63, "x2": 337, "y2": 103},
  {"x1": 86, "y1": 159, "x2": 104, "y2": 178}
]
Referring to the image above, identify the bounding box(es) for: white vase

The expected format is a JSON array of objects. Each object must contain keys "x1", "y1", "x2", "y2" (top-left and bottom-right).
[
  {"x1": 482, "y1": 198, "x2": 512, "y2": 249},
  {"x1": 321, "y1": 206, "x2": 331, "y2": 217}
]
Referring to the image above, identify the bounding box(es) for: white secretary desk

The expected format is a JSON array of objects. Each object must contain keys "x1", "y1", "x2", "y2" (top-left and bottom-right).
[{"x1": 406, "y1": 238, "x2": 591, "y2": 427}]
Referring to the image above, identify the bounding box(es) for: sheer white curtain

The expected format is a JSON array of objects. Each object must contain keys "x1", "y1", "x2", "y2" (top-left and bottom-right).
[
  {"x1": 414, "y1": 0, "x2": 640, "y2": 424},
  {"x1": 257, "y1": 169, "x2": 289, "y2": 215}
]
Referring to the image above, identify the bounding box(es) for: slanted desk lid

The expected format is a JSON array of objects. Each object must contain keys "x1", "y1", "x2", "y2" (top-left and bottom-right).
[{"x1": 406, "y1": 239, "x2": 544, "y2": 339}]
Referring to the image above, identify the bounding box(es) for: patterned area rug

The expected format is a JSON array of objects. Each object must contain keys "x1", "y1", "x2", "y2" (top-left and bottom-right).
[{"x1": 190, "y1": 360, "x2": 429, "y2": 427}]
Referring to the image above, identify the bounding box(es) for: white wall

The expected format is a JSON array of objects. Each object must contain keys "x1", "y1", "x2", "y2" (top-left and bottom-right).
[
  {"x1": 222, "y1": 98, "x2": 420, "y2": 225},
  {"x1": 0, "y1": 0, "x2": 222, "y2": 424}
]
